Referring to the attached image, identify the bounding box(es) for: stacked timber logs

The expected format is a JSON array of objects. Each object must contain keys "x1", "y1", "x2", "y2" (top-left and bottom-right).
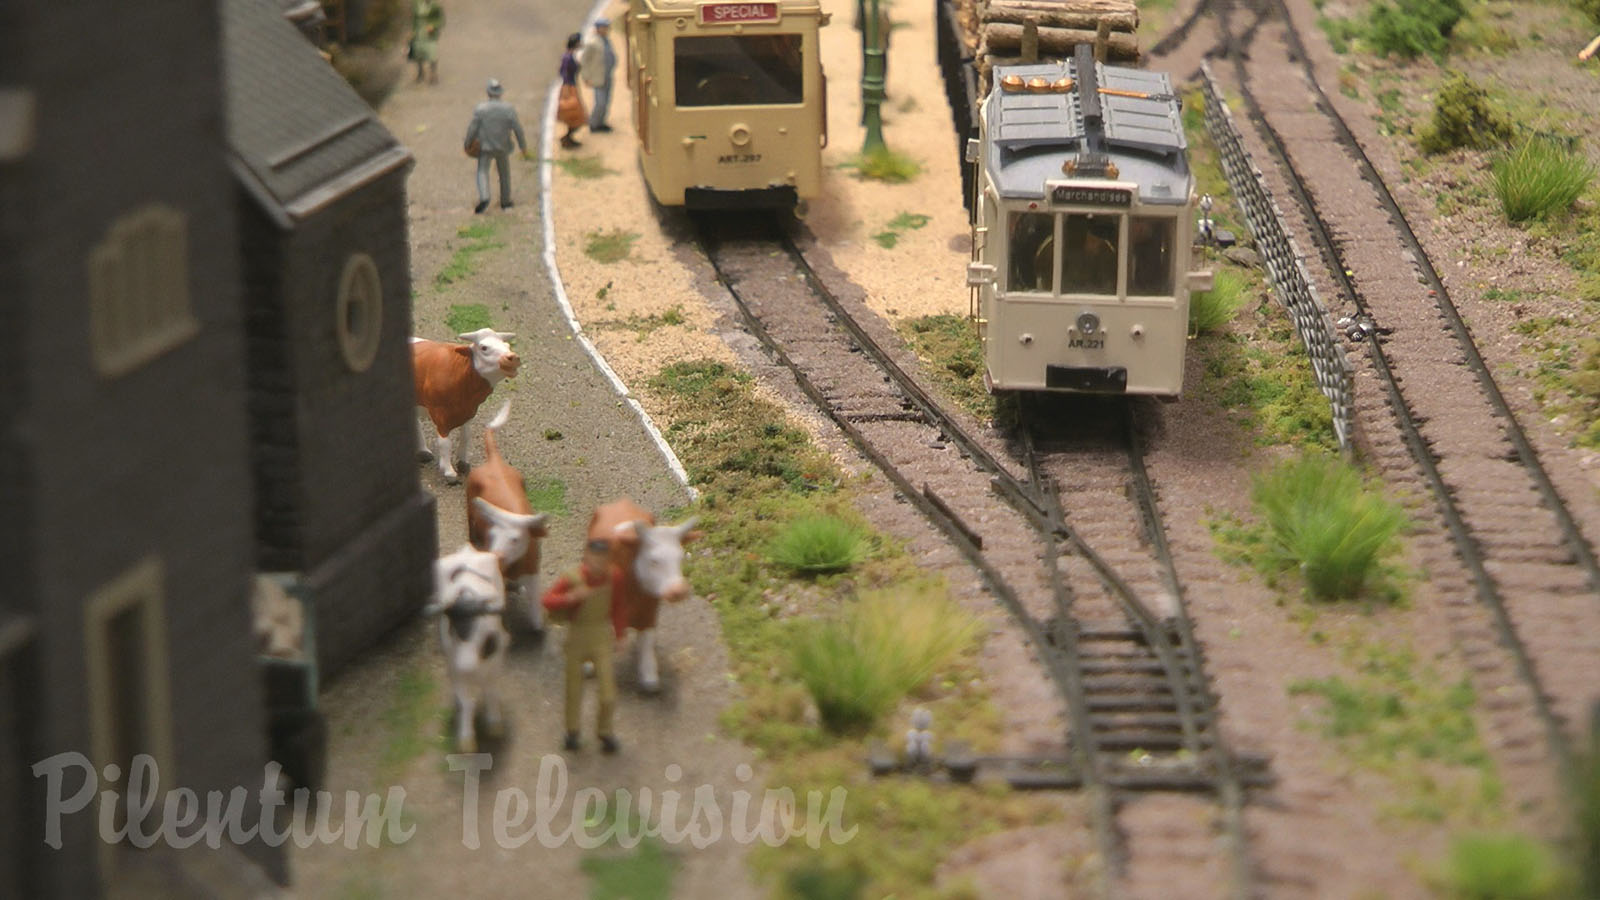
[{"x1": 960, "y1": 0, "x2": 1141, "y2": 88}]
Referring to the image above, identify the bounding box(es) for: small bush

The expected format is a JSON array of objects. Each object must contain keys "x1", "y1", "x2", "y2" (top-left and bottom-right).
[
  {"x1": 1438, "y1": 833, "x2": 1565, "y2": 900},
  {"x1": 1252, "y1": 454, "x2": 1407, "y2": 600},
  {"x1": 844, "y1": 147, "x2": 921, "y2": 183},
  {"x1": 768, "y1": 515, "x2": 868, "y2": 574},
  {"x1": 793, "y1": 587, "x2": 978, "y2": 733},
  {"x1": 1492, "y1": 138, "x2": 1596, "y2": 223},
  {"x1": 1365, "y1": 0, "x2": 1464, "y2": 59},
  {"x1": 1189, "y1": 266, "x2": 1249, "y2": 335},
  {"x1": 1416, "y1": 74, "x2": 1513, "y2": 154}
]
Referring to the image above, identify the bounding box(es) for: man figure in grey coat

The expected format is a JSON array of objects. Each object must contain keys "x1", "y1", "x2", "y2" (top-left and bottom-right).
[
  {"x1": 579, "y1": 18, "x2": 617, "y2": 133},
  {"x1": 464, "y1": 78, "x2": 528, "y2": 213}
]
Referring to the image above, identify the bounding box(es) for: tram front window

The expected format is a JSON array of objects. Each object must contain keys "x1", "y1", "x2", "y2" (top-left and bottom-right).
[
  {"x1": 1128, "y1": 216, "x2": 1176, "y2": 296},
  {"x1": 675, "y1": 35, "x2": 804, "y2": 107},
  {"x1": 1007, "y1": 212, "x2": 1055, "y2": 293},
  {"x1": 1062, "y1": 213, "x2": 1119, "y2": 295}
]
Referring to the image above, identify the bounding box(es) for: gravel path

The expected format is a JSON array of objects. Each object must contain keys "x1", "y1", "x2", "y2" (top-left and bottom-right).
[{"x1": 288, "y1": 0, "x2": 760, "y2": 896}]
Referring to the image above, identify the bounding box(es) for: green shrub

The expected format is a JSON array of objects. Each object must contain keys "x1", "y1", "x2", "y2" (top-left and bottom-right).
[
  {"x1": 1438, "y1": 833, "x2": 1565, "y2": 900},
  {"x1": 793, "y1": 587, "x2": 977, "y2": 733},
  {"x1": 1252, "y1": 454, "x2": 1407, "y2": 600},
  {"x1": 1189, "y1": 266, "x2": 1249, "y2": 335},
  {"x1": 1365, "y1": 0, "x2": 1464, "y2": 59},
  {"x1": 1416, "y1": 74, "x2": 1514, "y2": 154},
  {"x1": 768, "y1": 515, "x2": 868, "y2": 574},
  {"x1": 1492, "y1": 138, "x2": 1596, "y2": 223},
  {"x1": 844, "y1": 147, "x2": 921, "y2": 183}
]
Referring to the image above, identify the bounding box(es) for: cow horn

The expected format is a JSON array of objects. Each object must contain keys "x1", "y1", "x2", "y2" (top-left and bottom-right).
[
  {"x1": 674, "y1": 516, "x2": 700, "y2": 535},
  {"x1": 456, "y1": 327, "x2": 498, "y2": 342}
]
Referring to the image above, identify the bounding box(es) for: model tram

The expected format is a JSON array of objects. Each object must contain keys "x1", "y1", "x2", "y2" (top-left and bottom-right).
[
  {"x1": 624, "y1": 0, "x2": 830, "y2": 210},
  {"x1": 965, "y1": 46, "x2": 1211, "y2": 395}
]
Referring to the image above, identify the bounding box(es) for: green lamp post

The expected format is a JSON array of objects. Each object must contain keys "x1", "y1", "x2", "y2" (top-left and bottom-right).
[{"x1": 861, "y1": 0, "x2": 887, "y2": 155}]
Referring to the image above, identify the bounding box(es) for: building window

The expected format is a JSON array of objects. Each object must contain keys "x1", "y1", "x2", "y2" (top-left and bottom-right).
[
  {"x1": 88, "y1": 206, "x2": 198, "y2": 377},
  {"x1": 335, "y1": 253, "x2": 383, "y2": 373},
  {"x1": 84, "y1": 558, "x2": 174, "y2": 878}
]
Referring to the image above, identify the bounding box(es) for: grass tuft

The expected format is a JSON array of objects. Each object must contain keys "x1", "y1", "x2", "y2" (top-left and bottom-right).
[
  {"x1": 1416, "y1": 73, "x2": 1513, "y2": 154},
  {"x1": 1437, "y1": 833, "x2": 1566, "y2": 900},
  {"x1": 769, "y1": 515, "x2": 868, "y2": 574},
  {"x1": 580, "y1": 838, "x2": 678, "y2": 900},
  {"x1": 1491, "y1": 138, "x2": 1595, "y2": 223},
  {"x1": 1190, "y1": 266, "x2": 1249, "y2": 335},
  {"x1": 1363, "y1": 0, "x2": 1464, "y2": 59},
  {"x1": 842, "y1": 147, "x2": 921, "y2": 183},
  {"x1": 555, "y1": 153, "x2": 618, "y2": 179},
  {"x1": 444, "y1": 303, "x2": 492, "y2": 334},
  {"x1": 584, "y1": 228, "x2": 641, "y2": 263},
  {"x1": 434, "y1": 222, "x2": 505, "y2": 289},
  {"x1": 793, "y1": 586, "x2": 978, "y2": 734},
  {"x1": 1252, "y1": 454, "x2": 1407, "y2": 600},
  {"x1": 525, "y1": 475, "x2": 568, "y2": 517}
]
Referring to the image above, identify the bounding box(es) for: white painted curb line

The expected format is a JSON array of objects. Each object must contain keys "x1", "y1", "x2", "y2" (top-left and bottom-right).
[{"x1": 540, "y1": 0, "x2": 698, "y2": 502}]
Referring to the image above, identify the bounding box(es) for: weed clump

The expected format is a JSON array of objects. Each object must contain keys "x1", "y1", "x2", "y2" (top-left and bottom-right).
[
  {"x1": 584, "y1": 228, "x2": 640, "y2": 263},
  {"x1": 1363, "y1": 0, "x2": 1465, "y2": 59},
  {"x1": 793, "y1": 587, "x2": 977, "y2": 733},
  {"x1": 1252, "y1": 453, "x2": 1406, "y2": 600},
  {"x1": 1416, "y1": 74, "x2": 1513, "y2": 154},
  {"x1": 843, "y1": 147, "x2": 921, "y2": 183},
  {"x1": 1491, "y1": 137, "x2": 1595, "y2": 223},
  {"x1": 1437, "y1": 833, "x2": 1566, "y2": 900},
  {"x1": 768, "y1": 515, "x2": 868, "y2": 575},
  {"x1": 1189, "y1": 266, "x2": 1249, "y2": 335}
]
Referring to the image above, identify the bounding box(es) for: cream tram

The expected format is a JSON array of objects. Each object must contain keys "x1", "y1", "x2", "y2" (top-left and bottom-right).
[
  {"x1": 624, "y1": 0, "x2": 829, "y2": 209},
  {"x1": 967, "y1": 48, "x2": 1211, "y2": 396}
]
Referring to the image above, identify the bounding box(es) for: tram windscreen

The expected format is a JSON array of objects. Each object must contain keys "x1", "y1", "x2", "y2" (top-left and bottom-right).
[
  {"x1": 675, "y1": 35, "x2": 804, "y2": 107},
  {"x1": 1061, "y1": 213, "x2": 1120, "y2": 296},
  {"x1": 1127, "y1": 216, "x2": 1176, "y2": 296},
  {"x1": 1008, "y1": 213, "x2": 1055, "y2": 293}
]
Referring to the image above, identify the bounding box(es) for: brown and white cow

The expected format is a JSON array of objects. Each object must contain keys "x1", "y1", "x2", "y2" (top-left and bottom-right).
[
  {"x1": 588, "y1": 498, "x2": 701, "y2": 692},
  {"x1": 427, "y1": 544, "x2": 511, "y2": 753},
  {"x1": 412, "y1": 328, "x2": 520, "y2": 484},
  {"x1": 466, "y1": 402, "x2": 550, "y2": 632}
]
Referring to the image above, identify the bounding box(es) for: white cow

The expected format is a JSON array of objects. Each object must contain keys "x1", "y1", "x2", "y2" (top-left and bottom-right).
[
  {"x1": 428, "y1": 545, "x2": 510, "y2": 753},
  {"x1": 412, "y1": 328, "x2": 521, "y2": 483}
]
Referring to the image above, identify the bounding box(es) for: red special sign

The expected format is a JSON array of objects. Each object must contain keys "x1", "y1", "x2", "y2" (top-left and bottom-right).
[{"x1": 698, "y1": 2, "x2": 780, "y2": 25}]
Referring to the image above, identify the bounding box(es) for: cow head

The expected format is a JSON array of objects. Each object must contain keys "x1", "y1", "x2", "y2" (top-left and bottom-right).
[
  {"x1": 470, "y1": 497, "x2": 548, "y2": 569},
  {"x1": 614, "y1": 516, "x2": 700, "y2": 603},
  {"x1": 457, "y1": 328, "x2": 521, "y2": 382},
  {"x1": 428, "y1": 547, "x2": 506, "y2": 617}
]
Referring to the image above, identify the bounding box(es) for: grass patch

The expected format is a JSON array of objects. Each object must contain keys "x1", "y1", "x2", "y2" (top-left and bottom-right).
[
  {"x1": 1250, "y1": 453, "x2": 1408, "y2": 601},
  {"x1": 584, "y1": 228, "x2": 641, "y2": 263},
  {"x1": 1363, "y1": 0, "x2": 1466, "y2": 59},
  {"x1": 793, "y1": 586, "x2": 979, "y2": 733},
  {"x1": 1435, "y1": 833, "x2": 1567, "y2": 899},
  {"x1": 641, "y1": 357, "x2": 1066, "y2": 896},
  {"x1": 841, "y1": 147, "x2": 921, "y2": 183},
  {"x1": 1492, "y1": 137, "x2": 1596, "y2": 223},
  {"x1": 377, "y1": 667, "x2": 443, "y2": 782},
  {"x1": 555, "y1": 153, "x2": 618, "y2": 179},
  {"x1": 1189, "y1": 266, "x2": 1249, "y2": 335},
  {"x1": 525, "y1": 475, "x2": 569, "y2": 516},
  {"x1": 898, "y1": 314, "x2": 1019, "y2": 426},
  {"x1": 1287, "y1": 636, "x2": 1502, "y2": 823},
  {"x1": 434, "y1": 221, "x2": 505, "y2": 289},
  {"x1": 580, "y1": 839, "x2": 678, "y2": 900},
  {"x1": 444, "y1": 303, "x2": 492, "y2": 334},
  {"x1": 1576, "y1": 716, "x2": 1600, "y2": 900},
  {"x1": 768, "y1": 515, "x2": 869, "y2": 574},
  {"x1": 872, "y1": 211, "x2": 932, "y2": 248}
]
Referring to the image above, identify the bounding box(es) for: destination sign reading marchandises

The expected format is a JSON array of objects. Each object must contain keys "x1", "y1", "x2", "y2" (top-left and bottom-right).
[
  {"x1": 1050, "y1": 186, "x2": 1133, "y2": 207},
  {"x1": 698, "y1": 2, "x2": 781, "y2": 24}
]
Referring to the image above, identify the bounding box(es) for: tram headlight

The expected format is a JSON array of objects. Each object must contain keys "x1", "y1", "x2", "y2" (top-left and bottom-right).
[{"x1": 1076, "y1": 312, "x2": 1101, "y2": 336}]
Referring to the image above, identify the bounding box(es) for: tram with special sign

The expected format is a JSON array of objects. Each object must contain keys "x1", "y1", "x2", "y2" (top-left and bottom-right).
[
  {"x1": 965, "y1": 45, "x2": 1211, "y2": 396},
  {"x1": 624, "y1": 0, "x2": 830, "y2": 210}
]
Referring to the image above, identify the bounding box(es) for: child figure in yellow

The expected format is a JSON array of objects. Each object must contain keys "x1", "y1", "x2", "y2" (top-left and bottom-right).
[{"x1": 541, "y1": 539, "x2": 628, "y2": 753}]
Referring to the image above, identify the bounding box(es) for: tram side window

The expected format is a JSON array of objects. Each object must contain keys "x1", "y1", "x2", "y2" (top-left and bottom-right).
[
  {"x1": 675, "y1": 35, "x2": 804, "y2": 107},
  {"x1": 1061, "y1": 213, "x2": 1120, "y2": 295},
  {"x1": 1007, "y1": 213, "x2": 1055, "y2": 293},
  {"x1": 1128, "y1": 217, "x2": 1176, "y2": 296}
]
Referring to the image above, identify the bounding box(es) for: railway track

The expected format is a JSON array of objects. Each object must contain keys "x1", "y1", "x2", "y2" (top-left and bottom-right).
[
  {"x1": 1198, "y1": 0, "x2": 1600, "y2": 824},
  {"x1": 692, "y1": 213, "x2": 1262, "y2": 899}
]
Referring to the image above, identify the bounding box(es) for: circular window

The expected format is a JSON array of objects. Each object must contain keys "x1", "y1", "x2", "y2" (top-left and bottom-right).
[{"x1": 336, "y1": 254, "x2": 382, "y2": 372}]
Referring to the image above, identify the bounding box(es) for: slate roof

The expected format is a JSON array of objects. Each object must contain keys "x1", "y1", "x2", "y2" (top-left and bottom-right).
[
  {"x1": 223, "y1": 0, "x2": 410, "y2": 226},
  {"x1": 985, "y1": 59, "x2": 1190, "y2": 206}
]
